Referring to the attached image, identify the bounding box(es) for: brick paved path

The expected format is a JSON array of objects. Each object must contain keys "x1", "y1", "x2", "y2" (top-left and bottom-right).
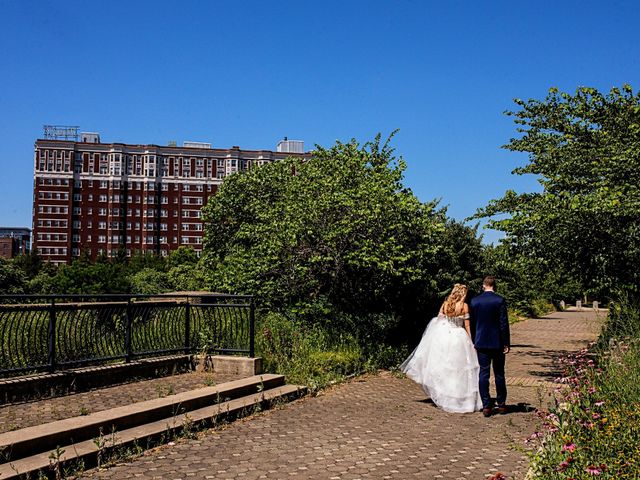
[
  {"x1": 76, "y1": 309, "x2": 602, "y2": 479},
  {"x1": 0, "y1": 371, "x2": 241, "y2": 434}
]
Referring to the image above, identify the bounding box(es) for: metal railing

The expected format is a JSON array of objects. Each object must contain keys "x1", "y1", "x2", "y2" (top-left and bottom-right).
[{"x1": 0, "y1": 294, "x2": 255, "y2": 377}]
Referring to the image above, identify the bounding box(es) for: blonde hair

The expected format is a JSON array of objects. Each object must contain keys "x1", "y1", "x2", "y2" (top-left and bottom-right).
[{"x1": 441, "y1": 284, "x2": 468, "y2": 318}]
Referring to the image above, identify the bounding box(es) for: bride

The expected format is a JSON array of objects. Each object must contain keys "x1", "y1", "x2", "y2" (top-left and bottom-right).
[{"x1": 401, "y1": 283, "x2": 482, "y2": 413}]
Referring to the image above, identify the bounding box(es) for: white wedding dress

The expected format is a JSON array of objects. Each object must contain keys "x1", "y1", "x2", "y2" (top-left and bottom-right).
[{"x1": 401, "y1": 314, "x2": 482, "y2": 413}]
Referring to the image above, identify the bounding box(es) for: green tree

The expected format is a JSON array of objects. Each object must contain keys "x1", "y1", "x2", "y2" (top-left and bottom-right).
[
  {"x1": 201, "y1": 134, "x2": 480, "y2": 333},
  {"x1": 476, "y1": 85, "x2": 640, "y2": 298},
  {"x1": 167, "y1": 264, "x2": 207, "y2": 292},
  {"x1": 12, "y1": 251, "x2": 45, "y2": 279},
  {"x1": 42, "y1": 260, "x2": 130, "y2": 294},
  {"x1": 0, "y1": 258, "x2": 27, "y2": 294},
  {"x1": 127, "y1": 251, "x2": 166, "y2": 274},
  {"x1": 166, "y1": 246, "x2": 198, "y2": 269},
  {"x1": 129, "y1": 268, "x2": 172, "y2": 295}
]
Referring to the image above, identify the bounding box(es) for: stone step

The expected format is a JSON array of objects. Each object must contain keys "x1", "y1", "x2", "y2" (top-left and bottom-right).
[
  {"x1": 0, "y1": 373, "x2": 284, "y2": 462},
  {"x1": 0, "y1": 383, "x2": 307, "y2": 479}
]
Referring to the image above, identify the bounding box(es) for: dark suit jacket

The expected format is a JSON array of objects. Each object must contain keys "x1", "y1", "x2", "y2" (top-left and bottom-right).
[{"x1": 470, "y1": 291, "x2": 510, "y2": 349}]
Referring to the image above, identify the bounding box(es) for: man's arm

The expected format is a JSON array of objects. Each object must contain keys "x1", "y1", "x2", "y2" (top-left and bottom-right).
[{"x1": 500, "y1": 298, "x2": 510, "y2": 353}]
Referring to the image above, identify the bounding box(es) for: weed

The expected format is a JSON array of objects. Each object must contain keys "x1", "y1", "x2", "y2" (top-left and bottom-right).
[{"x1": 48, "y1": 446, "x2": 65, "y2": 480}]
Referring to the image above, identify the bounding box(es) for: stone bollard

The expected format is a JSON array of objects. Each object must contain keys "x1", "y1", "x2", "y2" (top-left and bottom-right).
[
  {"x1": 593, "y1": 300, "x2": 599, "y2": 310},
  {"x1": 576, "y1": 300, "x2": 582, "y2": 311},
  {"x1": 560, "y1": 300, "x2": 566, "y2": 310}
]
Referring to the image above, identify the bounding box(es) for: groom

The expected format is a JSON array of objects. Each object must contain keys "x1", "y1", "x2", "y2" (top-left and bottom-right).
[{"x1": 470, "y1": 276, "x2": 510, "y2": 417}]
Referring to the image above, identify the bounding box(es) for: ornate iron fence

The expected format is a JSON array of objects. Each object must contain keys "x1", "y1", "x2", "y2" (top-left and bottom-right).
[{"x1": 0, "y1": 294, "x2": 254, "y2": 377}]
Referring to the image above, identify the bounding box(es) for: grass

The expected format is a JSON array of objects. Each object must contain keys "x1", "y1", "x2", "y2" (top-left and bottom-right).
[
  {"x1": 256, "y1": 312, "x2": 366, "y2": 391},
  {"x1": 255, "y1": 311, "x2": 411, "y2": 393}
]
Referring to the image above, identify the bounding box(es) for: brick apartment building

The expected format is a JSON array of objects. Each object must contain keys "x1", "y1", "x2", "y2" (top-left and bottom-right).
[
  {"x1": 0, "y1": 227, "x2": 30, "y2": 259},
  {"x1": 33, "y1": 128, "x2": 310, "y2": 264}
]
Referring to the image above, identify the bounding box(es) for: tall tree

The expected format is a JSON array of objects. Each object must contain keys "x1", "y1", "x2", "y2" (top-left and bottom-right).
[
  {"x1": 476, "y1": 85, "x2": 640, "y2": 297},
  {"x1": 201, "y1": 134, "x2": 481, "y2": 326}
]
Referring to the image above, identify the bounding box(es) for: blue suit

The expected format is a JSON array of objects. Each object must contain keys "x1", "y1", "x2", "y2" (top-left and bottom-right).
[{"x1": 470, "y1": 291, "x2": 510, "y2": 409}]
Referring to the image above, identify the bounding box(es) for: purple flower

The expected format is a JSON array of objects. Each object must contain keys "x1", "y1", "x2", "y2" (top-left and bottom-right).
[{"x1": 585, "y1": 465, "x2": 602, "y2": 475}]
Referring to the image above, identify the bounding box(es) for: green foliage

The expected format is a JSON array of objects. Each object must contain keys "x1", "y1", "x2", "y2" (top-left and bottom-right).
[
  {"x1": 476, "y1": 85, "x2": 640, "y2": 299},
  {"x1": 480, "y1": 243, "x2": 570, "y2": 317},
  {"x1": 0, "y1": 258, "x2": 27, "y2": 294},
  {"x1": 256, "y1": 312, "x2": 365, "y2": 389},
  {"x1": 201, "y1": 134, "x2": 483, "y2": 333},
  {"x1": 11, "y1": 251, "x2": 46, "y2": 278},
  {"x1": 127, "y1": 251, "x2": 166, "y2": 273},
  {"x1": 36, "y1": 258, "x2": 131, "y2": 294},
  {"x1": 167, "y1": 264, "x2": 207, "y2": 292},
  {"x1": 166, "y1": 246, "x2": 198, "y2": 269},
  {"x1": 601, "y1": 291, "x2": 640, "y2": 344},
  {"x1": 129, "y1": 268, "x2": 172, "y2": 295},
  {"x1": 0, "y1": 246, "x2": 208, "y2": 296}
]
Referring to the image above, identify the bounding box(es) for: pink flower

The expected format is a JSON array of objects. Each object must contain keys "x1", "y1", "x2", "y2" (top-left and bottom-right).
[
  {"x1": 561, "y1": 443, "x2": 576, "y2": 452},
  {"x1": 585, "y1": 465, "x2": 602, "y2": 475},
  {"x1": 594, "y1": 401, "x2": 605, "y2": 407}
]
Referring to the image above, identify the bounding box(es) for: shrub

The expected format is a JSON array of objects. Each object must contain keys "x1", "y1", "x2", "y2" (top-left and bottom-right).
[{"x1": 256, "y1": 312, "x2": 366, "y2": 390}]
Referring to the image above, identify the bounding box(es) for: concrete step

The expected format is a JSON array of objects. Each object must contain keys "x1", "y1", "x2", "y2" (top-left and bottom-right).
[
  {"x1": 0, "y1": 383, "x2": 307, "y2": 479},
  {"x1": 2, "y1": 383, "x2": 307, "y2": 479},
  {"x1": 0, "y1": 373, "x2": 284, "y2": 462}
]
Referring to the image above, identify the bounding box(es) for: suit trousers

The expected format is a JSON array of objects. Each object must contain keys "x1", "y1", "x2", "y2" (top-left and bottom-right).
[{"x1": 476, "y1": 348, "x2": 507, "y2": 408}]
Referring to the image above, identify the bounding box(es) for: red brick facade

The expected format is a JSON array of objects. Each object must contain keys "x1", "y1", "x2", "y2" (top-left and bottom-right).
[{"x1": 33, "y1": 139, "x2": 311, "y2": 264}]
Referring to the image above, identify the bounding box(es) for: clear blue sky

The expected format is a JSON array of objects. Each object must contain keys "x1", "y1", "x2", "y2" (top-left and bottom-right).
[{"x1": 1, "y1": 0, "x2": 639, "y2": 243}]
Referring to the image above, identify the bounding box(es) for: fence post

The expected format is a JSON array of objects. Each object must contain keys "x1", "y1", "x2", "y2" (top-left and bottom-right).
[
  {"x1": 48, "y1": 299, "x2": 56, "y2": 373},
  {"x1": 249, "y1": 299, "x2": 255, "y2": 358},
  {"x1": 184, "y1": 298, "x2": 191, "y2": 355},
  {"x1": 125, "y1": 299, "x2": 132, "y2": 363}
]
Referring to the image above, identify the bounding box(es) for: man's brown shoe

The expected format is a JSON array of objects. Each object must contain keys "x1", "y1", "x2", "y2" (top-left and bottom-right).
[
  {"x1": 482, "y1": 408, "x2": 492, "y2": 417},
  {"x1": 496, "y1": 405, "x2": 508, "y2": 415}
]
